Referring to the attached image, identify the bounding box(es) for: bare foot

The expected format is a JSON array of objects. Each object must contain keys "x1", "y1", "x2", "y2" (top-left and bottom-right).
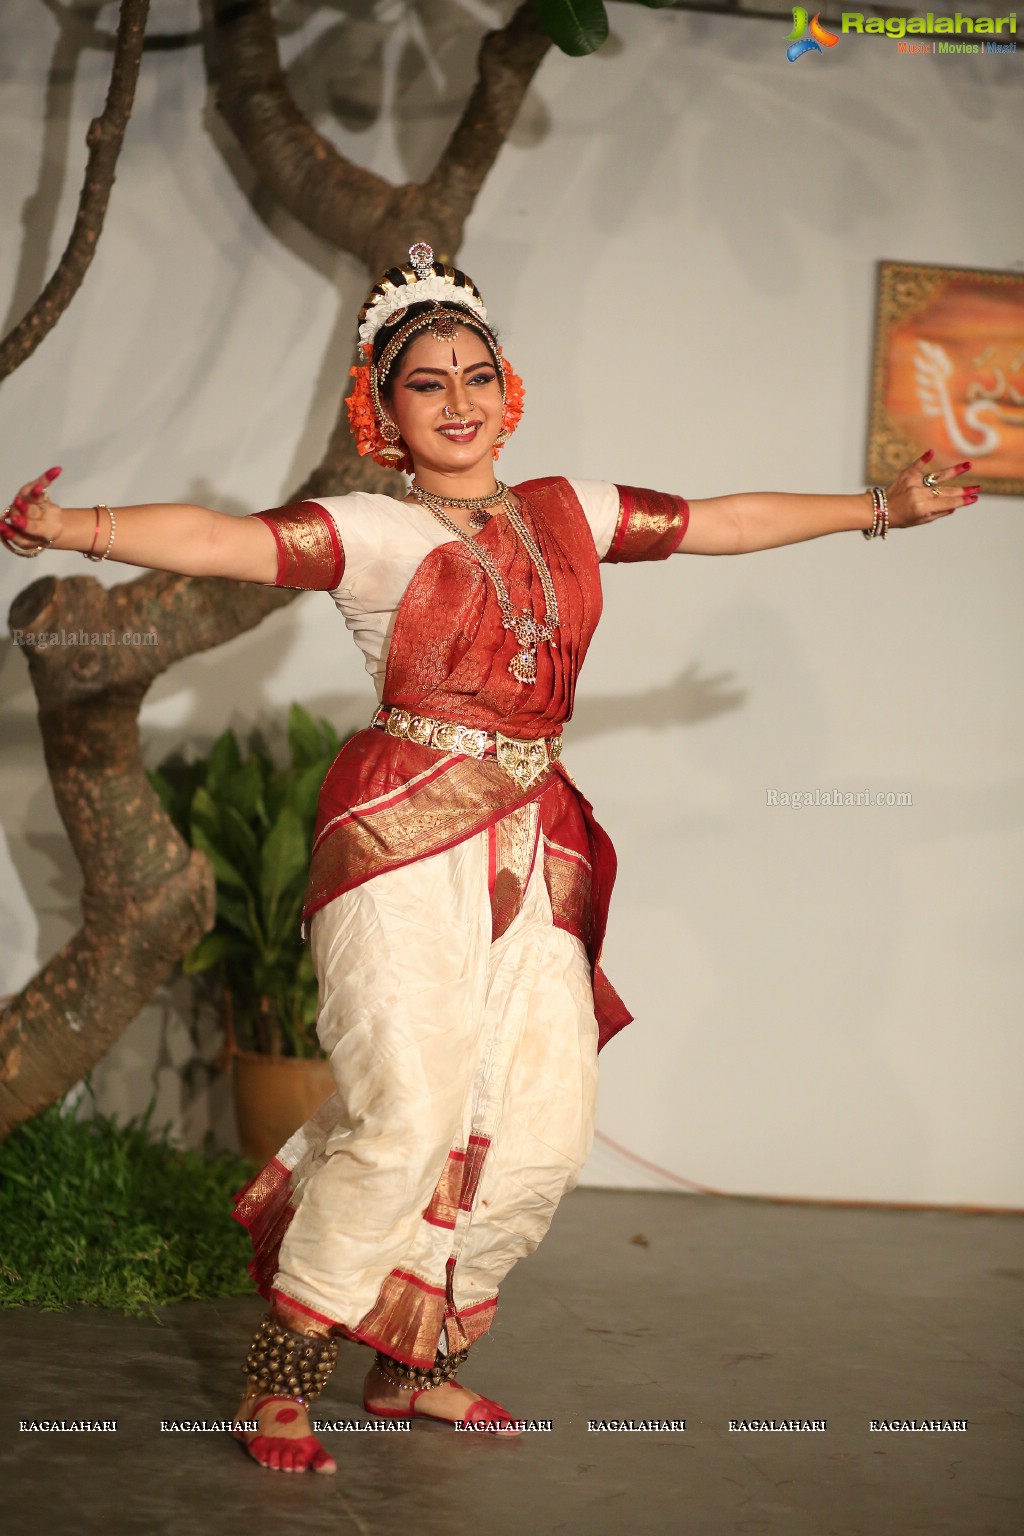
[
  {"x1": 232, "y1": 1387, "x2": 338, "y2": 1473},
  {"x1": 362, "y1": 1364, "x2": 520, "y2": 1431}
]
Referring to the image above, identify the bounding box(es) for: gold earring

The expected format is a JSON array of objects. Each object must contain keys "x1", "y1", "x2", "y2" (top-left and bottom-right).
[{"x1": 378, "y1": 416, "x2": 405, "y2": 463}]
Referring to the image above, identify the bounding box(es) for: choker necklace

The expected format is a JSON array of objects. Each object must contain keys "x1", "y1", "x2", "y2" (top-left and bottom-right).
[
  {"x1": 410, "y1": 479, "x2": 506, "y2": 530},
  {"x1": 410, "y1": 484, "x2": 559, "y2": 685}
]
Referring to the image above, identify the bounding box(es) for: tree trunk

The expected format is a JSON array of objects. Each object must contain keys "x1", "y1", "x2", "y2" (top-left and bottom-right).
[{"x1": 0, "y1": 4, "x2": 552, "y2": 1140}]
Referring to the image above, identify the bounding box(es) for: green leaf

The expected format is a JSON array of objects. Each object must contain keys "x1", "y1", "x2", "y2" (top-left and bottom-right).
[
  {"x1": 288, "y1": 761, "x2": 328, "y2": 829},
  {"x1": 220, "y1": 805, "x2": 261, "y2": 885},
  {"x1": 182, "y1": 932, "x2": 231, "y2": 976},
  {"x1": 263, "y1": 885, "x2": 307, "y2": 958},
  {"x1": 317, "y1": 715, "x2": 341, "y2": 757},
  {"x1": 205, "y1": 729, "x2": 242, "y2": 799},
  {"x1": 226, "y1": 756, "x2": 266, "y2": 828},
  {"x1": 191, "y1": 823, "x2": 248, "y2": 893},
  {"x1": 259, "y1": 806, "x2": 308, "y2": 932},
  {"x1": 219, "y1": 888, "x2": 264, "y2": 948},
  {"x1": 288, "y1": 702, "x2": 324, "y2": 771},
  {"x1": 262, "y1": 766, "x2": 288, "y2": 825},
  {"x1": 532, "y1": 0, "x2": 609, "y2": 55},
  {"x1": 189, "y1": 783, "x2": 221, "y2": 835}
]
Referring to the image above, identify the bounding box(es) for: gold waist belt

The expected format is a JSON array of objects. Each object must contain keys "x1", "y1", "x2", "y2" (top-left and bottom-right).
[{"x1": 370, "y1": 705, "x2": 562, "y2": 790}]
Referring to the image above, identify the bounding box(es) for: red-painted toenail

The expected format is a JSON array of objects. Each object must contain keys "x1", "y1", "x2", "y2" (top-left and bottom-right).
[{"x1": 274, "y1": 1406, "x2": 299, "y2": 1423}]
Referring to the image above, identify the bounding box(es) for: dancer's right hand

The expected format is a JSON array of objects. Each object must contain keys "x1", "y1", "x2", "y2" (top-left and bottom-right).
[{"x1": 2, "y1": 467, "x2": 64, "y2": 552}]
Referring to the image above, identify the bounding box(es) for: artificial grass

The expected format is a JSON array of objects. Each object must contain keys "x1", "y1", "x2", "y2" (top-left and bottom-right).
[{"x1": 0, "y1": 1089, "x2": 259, "y2": 1318}]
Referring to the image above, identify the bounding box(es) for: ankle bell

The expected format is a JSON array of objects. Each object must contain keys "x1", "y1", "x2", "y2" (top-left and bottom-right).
[
  {"x1": 374, "y1": 1344, "x2": 470, "y2": 1392},
  {"x1": 242, "y1": 1313, "x2": 340, "y2": 1403}
]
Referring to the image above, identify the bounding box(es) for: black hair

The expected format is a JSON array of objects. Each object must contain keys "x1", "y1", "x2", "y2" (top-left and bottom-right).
[{"x1": 373, "y1": 300, "x2": 501, "y2": 399}]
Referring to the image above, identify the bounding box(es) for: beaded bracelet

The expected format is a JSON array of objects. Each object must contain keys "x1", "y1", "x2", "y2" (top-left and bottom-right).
[
  {"x1": 84, "y1": 503, "x2": 116, "y2": 561},
  {"x1": 862, "y1": 486, "x2": 888, "y2": 541}
]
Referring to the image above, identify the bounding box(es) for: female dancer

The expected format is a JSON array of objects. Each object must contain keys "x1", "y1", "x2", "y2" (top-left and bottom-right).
[{"x1": 3, "y1": 244, "x2": 977, "y2": 1474}]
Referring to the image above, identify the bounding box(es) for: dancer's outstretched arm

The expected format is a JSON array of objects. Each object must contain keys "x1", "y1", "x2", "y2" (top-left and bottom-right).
[
  {"x1": 679, "y1": 452, "x2": 979, "y2": 555},
  {"x1": 2, "y1": 467, "x2": 281, "y2": 583}
]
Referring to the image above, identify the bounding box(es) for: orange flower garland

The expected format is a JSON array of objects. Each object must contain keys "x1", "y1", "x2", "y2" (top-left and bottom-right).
[
  {"x1": 345, "y1": 354, "x2": 413, "y2": 472},
  {"x1": 496, "y1": 356, "x2": 525, "y2": 460},
  {"x1": 346, "y1": 343, "x2": 525, "y2": 472}
]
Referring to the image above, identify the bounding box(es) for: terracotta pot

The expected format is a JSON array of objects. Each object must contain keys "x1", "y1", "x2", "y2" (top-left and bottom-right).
[{"x1": 231, "y1": 1049, "x2": 335, "y2": 1165}]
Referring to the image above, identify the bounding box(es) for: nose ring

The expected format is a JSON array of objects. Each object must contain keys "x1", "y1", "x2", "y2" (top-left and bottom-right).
[{"x1": 443, "y1": 406, "x2": 467, "y2": 422}]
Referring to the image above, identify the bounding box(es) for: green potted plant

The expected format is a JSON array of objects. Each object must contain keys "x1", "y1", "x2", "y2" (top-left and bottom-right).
[{"x1": 148, "y1": 704, "x2": 349, "y2": 1163}]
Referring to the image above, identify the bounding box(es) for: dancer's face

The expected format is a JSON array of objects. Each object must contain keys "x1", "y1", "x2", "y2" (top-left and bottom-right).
[{"x1": 387, "y1": 326, "x2": 504, "y2": 476}]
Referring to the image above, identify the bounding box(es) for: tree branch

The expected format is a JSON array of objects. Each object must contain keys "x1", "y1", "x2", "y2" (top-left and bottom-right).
[
  {"x1": 0, "y1": 0, "x2": 151, "y2": 383},
  {"x1": 207, "y1": 0, "x2": 402, "y2": 271},
  {"x1": 421, "y1": 4, "x2": 551, "y2": 237},
  {"x1": 620, "y1": 0, "x2": 914, "y2": 26},
  {"x1": 208, "y1": 1, "x2": 552, "y2": 272}
]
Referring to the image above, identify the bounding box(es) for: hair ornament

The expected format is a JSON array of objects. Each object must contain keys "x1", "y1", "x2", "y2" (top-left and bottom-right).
[
  {"x1": 408, "y1": 242, "x2": 434, "y2": 280},
  {"x1": 356, "y1": 242, "x2": 488, "y2": 352}
]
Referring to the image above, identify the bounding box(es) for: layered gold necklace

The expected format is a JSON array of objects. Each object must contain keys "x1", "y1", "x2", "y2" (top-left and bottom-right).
[{"x1": 410, "y1": 481, "x2": 560, "y2": 685}]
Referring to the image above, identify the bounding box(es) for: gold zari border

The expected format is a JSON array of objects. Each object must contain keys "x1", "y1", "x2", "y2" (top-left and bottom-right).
[
  {"x1": 351, "y1": 1266, "x2": 497, "y2": 1367},
  {"x1": 607, "y1": 486, "x2": 689, "y2": 562},
  {"x1": 253, "y1": 502, "x2": 344, "y2": 590},
  {"x1": 543, "y1": 845, "x2": 594, "y2": 950},
  {"x1": 305, "y1": 754, "x2": 555, "y2": 920}
]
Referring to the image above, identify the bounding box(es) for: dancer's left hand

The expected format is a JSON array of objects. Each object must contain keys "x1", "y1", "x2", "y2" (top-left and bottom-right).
[
  {"x1": 884, "y1": 451, "x2": 979, "y2": 529},
  {"x1": 1, "y1": 467, "x2": 64, "y2": 552}
]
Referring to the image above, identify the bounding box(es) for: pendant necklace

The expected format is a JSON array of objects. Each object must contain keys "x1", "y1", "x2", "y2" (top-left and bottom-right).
[{"x1": 410, "y1": 483, "x2": 560, "y2": 685}]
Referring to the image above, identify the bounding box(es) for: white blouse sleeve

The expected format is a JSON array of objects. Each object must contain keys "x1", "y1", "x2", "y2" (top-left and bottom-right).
[{"x1": 564, "y1": 479, "x2": 621, "y2": 561}]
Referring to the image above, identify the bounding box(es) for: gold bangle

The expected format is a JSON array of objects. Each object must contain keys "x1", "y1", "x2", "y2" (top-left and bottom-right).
[
  {"x1": 84, "y1": 504, "x2": 101, "y2": 558},
  {"x1": 5, "y1": 539, "x2": 46, "y2": 558},
  {"x1": 2, "y1": 507, "x2": 53, "y2": 558}
]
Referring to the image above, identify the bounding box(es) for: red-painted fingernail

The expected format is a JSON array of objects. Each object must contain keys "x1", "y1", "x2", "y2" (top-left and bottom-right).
[
  {"x1": 964, "y1": 494, "x2": 978, "y2": 504},
  {"x1": 958, "y1": 461, "x2": 972, "y2": 472},
  {"x1": 31, "y1": 484, "x2": 43, "y2": 495},
  {"x1": 921, "y1": 449, "x2": 935, "y2": 461},
  {"x1": 13, "y1": 496, "x2": 28, "y2": 512},
  {"x1": 10, "y1": 511, "x2": 27, "y2": 526},
  {"x1": 966, "y1": 485, "x2": 980, "y2": 493},
  {"x1": 46, "y1": 466, "x2": 62, "y2": 479}
]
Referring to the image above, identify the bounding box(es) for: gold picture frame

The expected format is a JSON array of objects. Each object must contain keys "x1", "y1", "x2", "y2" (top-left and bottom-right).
[{"x1": 867, "y1": 260, "x2": 1024, "y2": 496}]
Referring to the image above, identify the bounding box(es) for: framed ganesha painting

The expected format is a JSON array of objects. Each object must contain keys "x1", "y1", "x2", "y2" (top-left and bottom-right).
[{"x1": 867, "y1": 260, "x2": 1024, "y2": 496}]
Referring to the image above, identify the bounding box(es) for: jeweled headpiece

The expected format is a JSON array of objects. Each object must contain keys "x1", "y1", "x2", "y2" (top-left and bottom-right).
[
  {"x1": 357, "y1": 241, "x2": 489, "y2": 354},
  {"x1": 346, "y1": 242, "x2": 524, "y2": 472}
]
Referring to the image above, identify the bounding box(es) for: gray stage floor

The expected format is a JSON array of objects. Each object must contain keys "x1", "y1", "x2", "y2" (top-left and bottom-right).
[{"x1": 2, "y1": 1190, "x2": 1022, "y2": 1536}]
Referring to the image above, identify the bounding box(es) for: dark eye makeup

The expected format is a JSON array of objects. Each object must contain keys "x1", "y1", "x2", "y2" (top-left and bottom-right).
[{"x1": 405, "y1": 369, "x2": 497, "y2": 392}]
